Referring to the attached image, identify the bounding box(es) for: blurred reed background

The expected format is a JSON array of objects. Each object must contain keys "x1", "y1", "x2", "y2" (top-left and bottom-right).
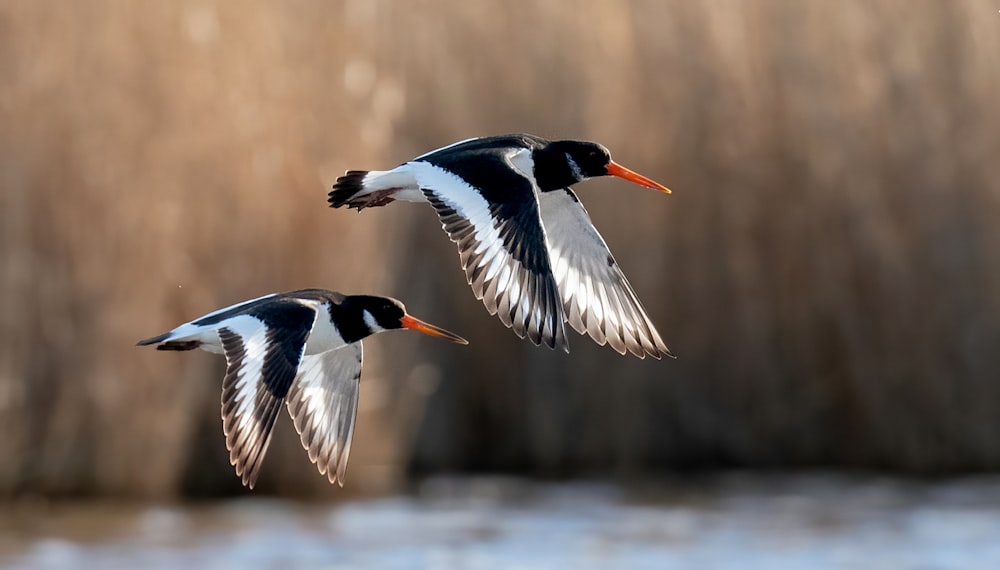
[{"x1": 1, "y1": 0, "x2": 998, "y2": 501}]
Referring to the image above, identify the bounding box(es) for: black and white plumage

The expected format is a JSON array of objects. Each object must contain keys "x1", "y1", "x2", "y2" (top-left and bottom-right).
[
  {"x1": 328, "y1": 134, "x2": 675, "y2": 359},
  {"x1": 137, "y1": 289, "x2": 467, "y2": 489}
]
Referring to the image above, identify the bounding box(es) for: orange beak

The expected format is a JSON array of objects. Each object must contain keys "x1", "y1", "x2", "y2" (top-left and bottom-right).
[
  {"x1": 605, "y1": 161, "x2": 672, "y2": 194},
  {"x1": 400, "y1": 315, "x2": 469, "y2": 344}
]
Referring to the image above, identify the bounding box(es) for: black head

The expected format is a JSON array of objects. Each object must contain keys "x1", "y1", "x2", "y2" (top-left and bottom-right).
[
  {"x1": 533, "y1": 139, "x2": 672, "y2": 194},
  {"x1": 533, "y1": 140, "x2": 612, "y2": 190},
  {"x1": 348, "y1": 295, "x2": 407, "y2": 331},
  {"x1": 344, "y1": 295, "x2": 468, "y2": 344}
]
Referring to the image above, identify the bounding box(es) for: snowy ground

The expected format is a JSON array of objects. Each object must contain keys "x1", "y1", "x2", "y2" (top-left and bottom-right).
[{"x1": 3, "y1": 473, "x2": 1000, "y2": 569}]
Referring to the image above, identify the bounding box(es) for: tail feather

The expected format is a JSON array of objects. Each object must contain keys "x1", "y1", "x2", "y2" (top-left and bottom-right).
[
  {"x1": 157, "y1": 340, "x2": 202, "y2": 351},
  {"x1": 137, "y1": 331, "x2": 201, "y2": 351},
  {"x1": 136, "y1": 332, "x2": 171, "y2": 346},
  {"x1": 328, "y1": 170, "x2": 370, "y2": 209}
]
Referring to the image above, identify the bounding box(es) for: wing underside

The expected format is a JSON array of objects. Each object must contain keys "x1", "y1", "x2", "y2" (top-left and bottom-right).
[
  {"x1": 285, "y1": 342, "x2": 363, "y2": 486},
  {"x1": 539, "y1": 189, "x2": 672, "y2": 359}
]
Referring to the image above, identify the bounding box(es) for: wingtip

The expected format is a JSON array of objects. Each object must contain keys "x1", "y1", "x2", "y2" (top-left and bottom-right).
[
  {"x1": 240, "y1": 464, "x2": 262, "y2": 490},
  {"x1": 554, "y1": 329, "x2": 571, "y2": 354},
  {"x1": 647, "y1": 347, "x2": 677, "y2": 361},
  {"x1": 655, "y1": 337, "x2": 677, "y2": 360},
  {"x1": 528, "y1": 328, "x2": 571, "y2": 354}
]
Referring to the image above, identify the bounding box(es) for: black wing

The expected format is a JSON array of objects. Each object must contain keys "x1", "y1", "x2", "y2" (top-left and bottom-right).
[
  {"x1": 411, "y1": 146, "x2": 568, "y2": 351},
  {"x1": 217, "y1": 301, "x2": 317, "y2": 488}
]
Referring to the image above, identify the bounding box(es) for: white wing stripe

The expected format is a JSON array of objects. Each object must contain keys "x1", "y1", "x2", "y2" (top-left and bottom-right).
[
  {"x1": 223, "y1": 315, "x2": 268, "y2": 423},
  {"x1": 413, "y1": 137, "x2": 478, "y2": 160},
  {"x1": 195, "y1": 293, "x2": 277, "y2": 322},
  {"x1": 408, "y1": 161, "x2": 567, "y2": 349}
]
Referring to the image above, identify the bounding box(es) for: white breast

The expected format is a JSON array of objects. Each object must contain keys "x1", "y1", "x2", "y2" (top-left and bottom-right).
[{"x1": 302, "y1": 302, "x2": 348, "y2": 355}]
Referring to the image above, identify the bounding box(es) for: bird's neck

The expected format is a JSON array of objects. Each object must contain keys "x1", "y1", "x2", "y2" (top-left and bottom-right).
[
  {"x1": 532, "y1": 147, "x2": 582, "y2": 191},
  {"x1": 329, "y1": 302, "x2": 375, "y2": 343}
]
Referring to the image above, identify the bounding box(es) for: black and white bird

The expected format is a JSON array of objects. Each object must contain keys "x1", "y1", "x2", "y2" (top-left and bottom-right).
[
  {"x1": 328, "y1": 134, "x2": 674, "y2": 359},
  {"x1": 136, "y1": 289, "x2": 467, "y2": 489}
]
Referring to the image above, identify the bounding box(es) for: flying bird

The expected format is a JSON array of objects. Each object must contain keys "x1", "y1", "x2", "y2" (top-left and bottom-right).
[
  {"x1": 329, "y1": 134, "x2": 674, "y2": 359},
  {"x1": 137, "y1": 289, "x2": 467, "y2": 489}
]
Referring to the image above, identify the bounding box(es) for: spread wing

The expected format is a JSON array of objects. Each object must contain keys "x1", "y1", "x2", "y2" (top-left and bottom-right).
[
  {"x1": 217, "y1": 302, "x2": 316, "y2": 488},
  {"x1": 538, "y1": 189, "x2": 673, "y2": 359},
  {"x1": 406, "y1": 152, "x2": 568, "y2": 351},
  {"x1": 285, "y1": 342, "x2": 363, "y2": 486}
]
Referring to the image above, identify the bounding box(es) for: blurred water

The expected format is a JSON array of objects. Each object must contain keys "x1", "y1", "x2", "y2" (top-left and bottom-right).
[{"x1": 3, "y1": 474, "x2": 1000, "y2": 570}]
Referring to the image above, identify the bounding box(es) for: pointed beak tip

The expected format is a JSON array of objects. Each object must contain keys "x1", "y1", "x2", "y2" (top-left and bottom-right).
[
  {"x1": 440, "y1": 331, "x2": 469, "y2": 345},
  {"x1": 402, "y1": 315, "x2": 468, "y2": 345},
  {"x1": 607, "y1": 161, "x2": 672, "y2": 195}
]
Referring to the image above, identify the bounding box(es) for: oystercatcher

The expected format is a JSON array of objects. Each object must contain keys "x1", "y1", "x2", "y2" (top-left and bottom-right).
[
  {"x1": 137, "y1": 289, "x2": 467, "y2": 488},
  {"x1": 328, "y1": 134, "x2": 674, "y2": 359}
]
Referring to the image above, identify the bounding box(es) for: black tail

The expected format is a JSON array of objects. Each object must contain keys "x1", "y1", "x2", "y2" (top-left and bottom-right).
[
  {"x1": 328, "y1": 170, "x2": 369, "y2": 209},
  {"x1": 136, "y1": 332, "x2": 170, "y2": 346},
  {"x1": 157, "y1": 340, "x2": 201, "y2": 351},
  {"x1": 136, "y1": 333, "x2": 201, "y2": 351}
]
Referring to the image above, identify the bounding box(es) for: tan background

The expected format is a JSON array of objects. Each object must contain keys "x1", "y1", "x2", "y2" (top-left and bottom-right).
[{"x1": 1, "y1": 1, "x2": 998, "y2": 500}]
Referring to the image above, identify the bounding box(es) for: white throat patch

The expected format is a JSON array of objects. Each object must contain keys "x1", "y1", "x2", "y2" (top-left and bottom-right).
[
  {"x1": 362, "y1": 310, "x2": 381, "y2": 333},
  {"x1": 565, "y1": 152, "x2": 584, "y2": 180}
]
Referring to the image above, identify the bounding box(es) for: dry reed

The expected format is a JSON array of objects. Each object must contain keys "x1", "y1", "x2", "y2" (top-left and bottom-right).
[{"x1": 1, "y1": 0, "x2": 998, "y2": 499}]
